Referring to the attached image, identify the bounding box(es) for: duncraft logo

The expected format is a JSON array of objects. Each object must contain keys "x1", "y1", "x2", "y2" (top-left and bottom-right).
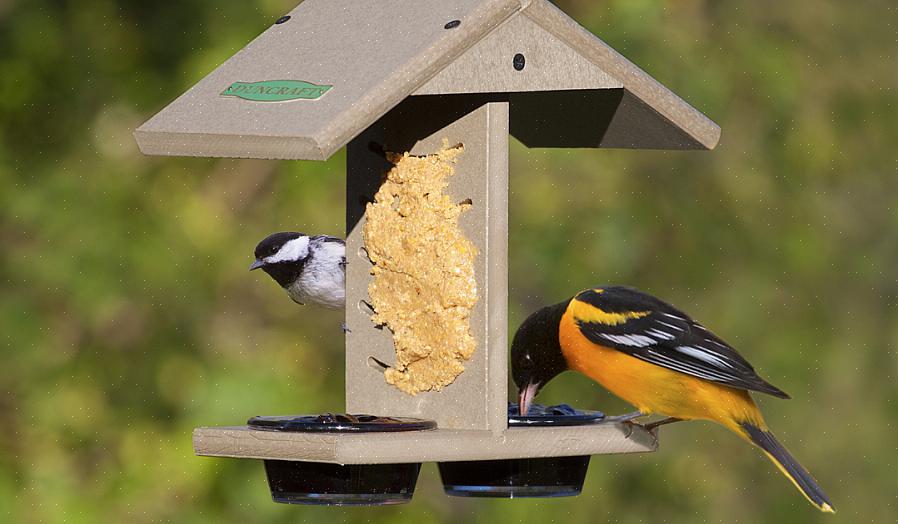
[{"x1": 221, "y1": 80, "x2": 332, "y2": 102}]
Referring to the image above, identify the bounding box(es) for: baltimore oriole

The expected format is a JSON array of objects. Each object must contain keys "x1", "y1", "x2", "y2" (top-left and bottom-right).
[{"x1": 512, "y1": 286, "x2": 834, "y2": 512}]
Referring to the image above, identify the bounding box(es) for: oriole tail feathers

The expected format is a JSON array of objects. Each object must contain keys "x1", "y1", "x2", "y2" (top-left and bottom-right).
[{"x1": 740, "y1": 422, "x2": 834, "y2": 513}]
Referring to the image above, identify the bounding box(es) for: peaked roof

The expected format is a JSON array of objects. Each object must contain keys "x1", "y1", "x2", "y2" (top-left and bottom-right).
[{"x1": 134, "y1": 0, "x2": 720, "y2": 161}]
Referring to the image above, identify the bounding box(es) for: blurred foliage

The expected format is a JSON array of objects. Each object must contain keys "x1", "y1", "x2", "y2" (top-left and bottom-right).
[{"x1": 1, "y1": 0, "x2": 896, "y2": 522}]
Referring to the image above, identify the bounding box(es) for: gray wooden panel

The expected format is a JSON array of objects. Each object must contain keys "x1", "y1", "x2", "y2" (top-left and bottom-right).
[
  {"x1": 193, "y1": 423, "x2": 657, "y2": 464},
  {"x1": 345, "y1": 98, "x2": 508, "y2": 433},
  {"x1": 522, "y1": 0, "x2": 720, "y2": 150},
  {"x1": 415, "y1": 12, "x2": 621, "y2": 95},
  {"x1": 134, "y1": 0, "x2": 521, "y2": 160}
]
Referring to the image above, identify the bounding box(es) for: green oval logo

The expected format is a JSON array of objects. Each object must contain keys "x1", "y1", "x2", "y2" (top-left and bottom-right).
[{"x1": 221, "y1": 80, "x2": 332, "y2": 102}]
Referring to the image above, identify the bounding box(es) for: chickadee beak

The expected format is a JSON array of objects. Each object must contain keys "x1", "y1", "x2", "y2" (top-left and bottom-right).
[
  {"x1": 249, "y1": 259, "x2": 265, "y2": 271},
  {"x1": 517, "y1": 381, "x2": 539, "y2": 416}
]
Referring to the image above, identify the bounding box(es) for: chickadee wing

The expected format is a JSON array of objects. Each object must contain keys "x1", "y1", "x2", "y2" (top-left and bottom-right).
[{"x1": 311, "y1": 235, "x2": 345, "y2": 246}]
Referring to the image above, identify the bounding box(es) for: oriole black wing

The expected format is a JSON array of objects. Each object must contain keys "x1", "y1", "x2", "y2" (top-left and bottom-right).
[{"x1": 571, "y1": 287, "x2": 790, "y2": 398}]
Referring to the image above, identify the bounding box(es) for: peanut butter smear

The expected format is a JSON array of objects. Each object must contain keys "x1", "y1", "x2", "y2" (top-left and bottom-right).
[{"x1": 363, "y1": 143, "x2": 478, "y2": 395}]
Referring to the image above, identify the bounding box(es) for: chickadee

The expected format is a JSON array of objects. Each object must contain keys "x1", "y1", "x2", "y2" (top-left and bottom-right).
[{"x1": 250, "y1": 232, "x2": 346, "y2": 309}]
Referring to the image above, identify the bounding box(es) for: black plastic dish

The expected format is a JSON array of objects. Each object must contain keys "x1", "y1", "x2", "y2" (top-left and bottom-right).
[
  {"x1": 249, "y1": 413, "x2": 436, "y2": 506},
  {"x1": 248, "y1": 413, "x2": 437, "y2": 432},
  {"x1": 438, "y1": 403, "x2": 604, "y2": 498},
  {"x1": 507, "y1": 402, "x2": 605, "y2": 426}
]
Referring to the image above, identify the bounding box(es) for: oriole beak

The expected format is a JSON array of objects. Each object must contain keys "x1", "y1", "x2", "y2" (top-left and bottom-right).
[
  {"x1": 249, "y1": 259, "x2": 265, "y2": 271},
  {"x1": 517, "y1": 381, "x2": 539, "y2": 416}
]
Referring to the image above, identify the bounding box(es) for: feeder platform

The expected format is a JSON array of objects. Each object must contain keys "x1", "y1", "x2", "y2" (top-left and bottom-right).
[{"x1": 193, "y1": 422, "x2": 657, "y2": 465}]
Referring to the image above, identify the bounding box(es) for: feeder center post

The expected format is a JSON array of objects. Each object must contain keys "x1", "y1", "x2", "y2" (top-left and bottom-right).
[{"x1": 345, "y1": 97, "x2": 510, "y2": 434}]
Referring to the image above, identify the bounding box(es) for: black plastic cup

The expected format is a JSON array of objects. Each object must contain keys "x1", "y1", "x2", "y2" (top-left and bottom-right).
[
  {"x1": 438, "y1": 403, "x2": 604, "y2": 498},
  {"x1": 262, "y1": 460, "x2": 421, "y2": 505},
  {"x1": 248, "y1": 414, "x2": 436, "y2": 506}
]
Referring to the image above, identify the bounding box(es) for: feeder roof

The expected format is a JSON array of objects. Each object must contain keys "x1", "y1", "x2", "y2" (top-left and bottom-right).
[{"x1": 134, "y1": 0, "x2": 720, "y2": 161}]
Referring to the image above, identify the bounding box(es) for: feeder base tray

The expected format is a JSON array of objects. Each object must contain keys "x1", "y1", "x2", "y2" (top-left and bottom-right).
[{"x1": 194, "y1": 421, "x2": 656, "y2": 465}]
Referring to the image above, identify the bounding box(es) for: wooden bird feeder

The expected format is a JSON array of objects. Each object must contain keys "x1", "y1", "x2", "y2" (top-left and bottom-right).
[{"x1": 135, "y1": 0, "x2": 719, "y2": 504}]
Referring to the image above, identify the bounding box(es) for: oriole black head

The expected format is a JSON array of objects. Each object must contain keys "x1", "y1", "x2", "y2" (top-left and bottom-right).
[{"x1": 511, "y1": 300, "x2": 571, "y2": 415}]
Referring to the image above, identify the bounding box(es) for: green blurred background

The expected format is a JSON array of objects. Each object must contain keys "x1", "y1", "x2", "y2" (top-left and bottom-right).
[{"x1": 1, "y1": 0, "x2": 895, "y2": 522}]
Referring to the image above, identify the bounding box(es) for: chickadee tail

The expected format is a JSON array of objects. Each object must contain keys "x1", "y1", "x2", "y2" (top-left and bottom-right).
[{"x1": 739, "y1": 422, "x2": 835, "y2": 513}]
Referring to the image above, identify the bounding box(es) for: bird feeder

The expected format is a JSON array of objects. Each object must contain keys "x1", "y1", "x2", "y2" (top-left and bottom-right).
[{"x1": 134, "y1": 0, "x2": 719, "y2": 505}]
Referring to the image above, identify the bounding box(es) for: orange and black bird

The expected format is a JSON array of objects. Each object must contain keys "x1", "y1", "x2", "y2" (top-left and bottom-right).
[{"x1": 512, "y1": 286, "x2": 834, "y2": 512}]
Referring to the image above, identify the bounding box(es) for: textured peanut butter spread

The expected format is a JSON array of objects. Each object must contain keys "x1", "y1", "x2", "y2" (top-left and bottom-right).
[{"x1": 363, "y1": 143, "x2": 478, "y2": 394}]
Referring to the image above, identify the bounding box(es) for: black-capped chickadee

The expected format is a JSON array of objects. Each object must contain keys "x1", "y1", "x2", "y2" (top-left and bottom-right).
[{"x1": 250, "y1": 232, "x2": 346, "y2": 309}]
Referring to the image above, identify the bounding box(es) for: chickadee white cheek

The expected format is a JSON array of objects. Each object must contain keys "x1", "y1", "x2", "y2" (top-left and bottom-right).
[{"x1": 268, "y1": 236, "x2": 311, "y2": 264}]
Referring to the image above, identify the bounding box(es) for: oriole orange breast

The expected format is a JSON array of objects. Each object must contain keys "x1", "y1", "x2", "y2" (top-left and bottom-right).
[{"x1": 510, "y1": 286, "x2": 834, "y2": 512}]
